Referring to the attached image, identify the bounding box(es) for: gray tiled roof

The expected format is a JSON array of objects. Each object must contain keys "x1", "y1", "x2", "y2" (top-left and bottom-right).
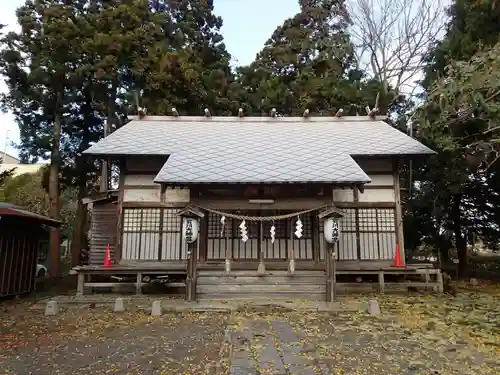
[
  {"x1": 83, "y1": 116, "x2": 435, "y2": 184},
  {"x1": 156, "y1": 151, "x2": 371, "y2": 184}
]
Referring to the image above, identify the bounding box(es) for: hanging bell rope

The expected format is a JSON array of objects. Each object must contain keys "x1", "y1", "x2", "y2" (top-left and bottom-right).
[{"x1": 195, "y1": 205, "x2": 327, "y2": 221}]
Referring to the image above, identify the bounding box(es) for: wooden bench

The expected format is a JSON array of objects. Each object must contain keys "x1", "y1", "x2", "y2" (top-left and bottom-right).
[
  {"x1": 72, "y1": 262, "x2": 188, "y2": 296},
  {"x1": 334, "y1": 265, "x2": 444, "y2": 294}
]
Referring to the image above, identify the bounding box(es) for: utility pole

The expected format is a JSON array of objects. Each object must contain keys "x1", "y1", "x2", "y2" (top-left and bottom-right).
[
  {"x1": 408, "y1": 120, "x2": 413, "y2": 196},
  {"x1": 1, "y1": 129, "x2": 10, "y2": 165},
  {"x1": 99, "y1": 120, "x2": 109, "y2": 193}
]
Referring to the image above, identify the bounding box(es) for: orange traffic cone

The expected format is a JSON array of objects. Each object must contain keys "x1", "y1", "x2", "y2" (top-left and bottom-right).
[
  {"x1": 104, "y1": 244, "x2": 112, "y2": 267},
  {"x1": 392, "y1": 244, "x2": 404, "y2": 268}
]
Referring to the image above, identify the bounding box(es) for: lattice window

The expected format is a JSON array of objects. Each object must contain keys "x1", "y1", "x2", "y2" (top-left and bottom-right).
[
  {"x1": 261, "y1": 211, "x2": 313, "y2": 239},
  {"x1": 358, "y1": 209, "x2": 378, "y2": 232},
  {"x1": 358, "y1": 208, "x2": 396, "y2": 260},
  {"x1": 162, "y1": 209, "x2": 182, "y2": 232},
  {"x1": 262, "y1": 218, "x2": 289, "y2": 239},
  {"x1": 206, "y1": 210, "x2": 315, "y2": 260},
  {"x1": 319, "y1": 207, "x2": 396, "y2": 261},
  {"x1": 376, "y1": 209, "x2": 396, "y2": 232},
  {"x1": 340, "y1": 208, "x2": 356, "y2": 232},
  {"x1": 122, "y1": 207, "x2": 183, "y2": 261}
]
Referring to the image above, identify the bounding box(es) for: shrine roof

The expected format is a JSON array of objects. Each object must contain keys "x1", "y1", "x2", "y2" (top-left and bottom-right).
[{"x1": 83, "y1": 116, "x2": 434, "y2": 184}]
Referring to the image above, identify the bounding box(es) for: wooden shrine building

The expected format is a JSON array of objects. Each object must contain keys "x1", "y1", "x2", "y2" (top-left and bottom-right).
[{"x1": 74, "y1": 113, "x2": 444, "y2": 300}]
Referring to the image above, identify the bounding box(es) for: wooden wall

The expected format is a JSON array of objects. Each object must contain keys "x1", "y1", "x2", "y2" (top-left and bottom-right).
[
  {"x1": 89, "y1": 201, "x2": 117, "y2": 265},
  {"x1": 119, "y1": 156, "x2": 190, "y2": 261},
  {"x1": 122, "y1": 174, "x2": 191, "y2": 203},
  {"x1": 0, "y1": 217, "x2": 43, "y2": 297},
  {"x1": 333, "y1": 158, "x2": 396, "y2": 203}
]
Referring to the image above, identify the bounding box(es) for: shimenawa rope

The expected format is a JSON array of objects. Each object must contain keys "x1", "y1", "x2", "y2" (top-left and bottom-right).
[{"x1": 194, "y1": 204, "x2": 328, "y2": 221}]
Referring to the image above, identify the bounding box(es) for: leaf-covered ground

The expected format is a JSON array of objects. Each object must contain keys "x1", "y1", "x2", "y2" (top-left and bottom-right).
[
  {"x1": 0, "y1": 301, "x2": 229, "y2": 375},
  {"x1": 0, "y1": 284, "x2": 499, "y2": 374}
]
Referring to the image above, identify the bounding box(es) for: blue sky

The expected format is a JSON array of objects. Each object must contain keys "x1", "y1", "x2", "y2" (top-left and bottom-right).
[{"x1": 0, "y1": 0, "x2": 299, "y2": 158}]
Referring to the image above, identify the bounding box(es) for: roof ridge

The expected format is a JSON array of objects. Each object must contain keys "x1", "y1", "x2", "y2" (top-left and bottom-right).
[{"x1": 128, "y1": 115, "x2": 387, "y2": 122}]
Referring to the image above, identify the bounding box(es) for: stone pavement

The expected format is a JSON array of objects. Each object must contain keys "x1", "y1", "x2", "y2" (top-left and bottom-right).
[
  {"x1": 2, "y1": 297, "x2": 499, "y2": 375},
  {"x1": 229, "y1": 319, "x2": 320, "y2": 375},
  {"x1": 225, "y1": 309, "x2": 500, "y2": 375}
]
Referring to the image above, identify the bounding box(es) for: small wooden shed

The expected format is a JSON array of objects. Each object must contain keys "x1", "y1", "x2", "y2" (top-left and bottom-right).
[{"x1": 0, "y1": 203, "x2": 60, "y2": 298}]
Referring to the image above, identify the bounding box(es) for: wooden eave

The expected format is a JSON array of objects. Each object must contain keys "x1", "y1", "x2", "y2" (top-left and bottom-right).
[
  {"x1": 82, "y1": 190, "x2": 119, "y2": 205},
  {"x1": 317, "y1": 206, "x2": 344, "y2": 219},
  {"x1": 176, "y1": 205, "x2": 205, "y2": 218}
]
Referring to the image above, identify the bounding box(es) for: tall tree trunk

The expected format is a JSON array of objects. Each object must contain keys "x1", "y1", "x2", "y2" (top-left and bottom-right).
[
  {"x1": 437, "y1": 235, "x2": 450, "y2": 265},
  {"x1": 451, "y1": 195, "x2": 468, "y2": 278},
  {"x1": 70, "y1": 183, "x2": 87, "y2": 267},
  {"x1": 48, "y1": 111, "x2": 62, "y2": 278}
]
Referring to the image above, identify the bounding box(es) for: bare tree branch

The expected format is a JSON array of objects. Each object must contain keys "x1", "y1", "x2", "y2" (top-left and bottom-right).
[{"x1": 347, "y1": 0, "x2": 448, "y2": 97}]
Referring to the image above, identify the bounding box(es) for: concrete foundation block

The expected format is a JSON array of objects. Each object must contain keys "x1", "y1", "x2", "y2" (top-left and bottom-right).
[
  {"x1": 113, "y1": 297, "x2": 125, "y2": 312},
  {"x1": 45, "y1": 300, "x2": 60, "y2": 316},
  {"x1": 151, "y1": 300, "x2": 162, "y2": 316},
  {"x1": 367, "y1": 299, "x2": 381, "y2": 314}
]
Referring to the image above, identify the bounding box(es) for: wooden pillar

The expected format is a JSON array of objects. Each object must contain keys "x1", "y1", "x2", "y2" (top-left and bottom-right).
[
  {"x1": 331, "y1": 244, "x2": 337, "y2": 302},
  {"x1": 318, "y1": 208, "x2": 343, "y2": 302},
  {"x1": 257, "y1": 220, "x2": 266, "y2": 275},
  {"x1": 312, "y1": 216, "x2": 320, "y2": 262},
  {"x1": 353, "y1": 186, "x2": 361, "y2": 260},
  {"x1": 115, "y1": 161, "x2": 126, "y2": 263},
  {"x1": 393, "y1": 159, "x2": 405, "y2": 262},
  {"x1": 325, "y1": 242, "x2": 337, "y2": 302},
  {"x1": 199, "y1": 215, "x2": 208, "y2": 263},
  {"x1": 325, "y1": 239, "x2": 332, "y2": 302},
  {"x1": 178, "y1": 207, "x2": 204, "y2": 302},
  {"x1": 157, "y1": 185, "x2": 166, "y2": 262},
  {"x1": 186, "y1": 241, "x2": 197, "y2": 301}
]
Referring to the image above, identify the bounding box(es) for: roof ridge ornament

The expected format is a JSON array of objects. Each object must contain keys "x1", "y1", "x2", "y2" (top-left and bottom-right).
[
  {"x1": 138, "y1": 106, "x2": 147, "y2": 119},
  {"x1": 366, "y1": 106, "x2": 379, "y2": 119},
  {"x1": 204, "y1": 108, "x2": 211, "y2": 118},
  {"x1": 172, "y1": 108, "x2": 179, "y2": 117},
  {"x1": 366, "y1": 92, "x2": 380, "y2": 120}
]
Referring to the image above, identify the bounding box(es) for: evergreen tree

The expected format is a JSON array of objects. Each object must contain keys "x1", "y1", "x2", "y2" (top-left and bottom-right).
[
  {"x1": 0, "y1": 0, "x2": 86, "y2": 276},
  {"x1": 137, "y1": 0, "x2": 236, "y2": 115},
  {"x1": 236, "y1": 0, "x2": 392, "y2": 116},
  {"x1": 407, "y1": 0, "x2": 500, "y2": 275}
]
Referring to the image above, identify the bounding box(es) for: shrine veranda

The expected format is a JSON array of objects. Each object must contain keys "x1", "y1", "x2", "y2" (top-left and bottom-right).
[{"x1": 74, "y1": 115, "x2": 443, "y2": 300}]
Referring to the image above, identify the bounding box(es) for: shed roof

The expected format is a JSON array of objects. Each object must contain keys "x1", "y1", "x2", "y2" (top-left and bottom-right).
[
  {"x1": 83, "y1": 116, "x2": 435, "y2": 184},
  {"x1": 0, "y1": 203, "x2": 61, "y2": 227}
]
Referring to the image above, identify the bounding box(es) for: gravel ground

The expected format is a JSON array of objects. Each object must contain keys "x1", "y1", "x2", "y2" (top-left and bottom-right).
[
  {"x1": 0, "y1": 285, "x2": 499, "y2": 375},
  {"x1": 0, "y1": 305, "x2": 229, "y2": 375},
  {"x1": 228, "y1": 296, "x2": 500, "y2": 375}
]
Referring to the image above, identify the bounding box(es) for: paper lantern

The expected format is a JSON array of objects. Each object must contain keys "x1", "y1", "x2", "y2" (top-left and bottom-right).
[
  {"x1": 324, "y1": 217, "x2": 340, "y2": 244},
  {"x1": 182, "y1": 217, "x2": 199, "y2": 244}
]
